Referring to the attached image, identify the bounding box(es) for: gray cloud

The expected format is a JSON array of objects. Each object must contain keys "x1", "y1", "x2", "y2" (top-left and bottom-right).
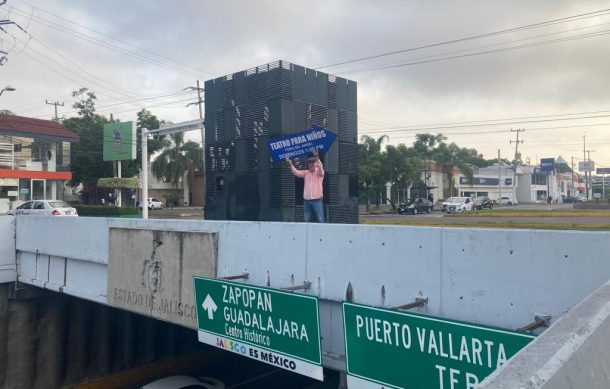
[{"x1": 2, "y1": 0, "x2": 610, "y2": 165}]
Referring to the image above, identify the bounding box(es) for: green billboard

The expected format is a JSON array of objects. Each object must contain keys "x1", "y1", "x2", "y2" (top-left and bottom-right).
[
  {"x1": 103, "y1": 121, "x2": 136, "y2": 161},
  {"x1": 343, "y1": 302, "x2": 536, "y2": 389},
  {"x1": 193, "y1": 276, "x2": 323, "y2": 380}
]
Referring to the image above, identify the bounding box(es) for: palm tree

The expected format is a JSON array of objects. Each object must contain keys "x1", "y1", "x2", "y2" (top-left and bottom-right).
[
  {"x1": 359, "y1": 135, "x2": 389, "y2": 213},
  {"x1": 151, "y1": 132, "x2": 203, "y2": 199},
  {"x1": 433, "y1": 143, "x2": 474, "y2": 197}
]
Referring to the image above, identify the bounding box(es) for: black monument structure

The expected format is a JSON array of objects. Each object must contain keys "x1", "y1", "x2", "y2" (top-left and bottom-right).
[{"x1": 204, "y1": 60, "x2": 358, "y2": 223}]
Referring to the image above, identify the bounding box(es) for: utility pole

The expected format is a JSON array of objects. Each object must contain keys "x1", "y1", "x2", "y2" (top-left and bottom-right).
[
  {"x1": 498, "y1": 149, "x2": 502, "y2": 207},
  {"x1": 45, "y1": 100, "x2": 64, "y2": 121},
  {"x1": 571, "y1": 156, "x2": 575, "y2": 197},
  {"x1": 510, "y1": 129, "x2": 524, "y2": 203},
  {"x1": 583, "y1": 135, "x2": 588, "y2": 199},
  {"x1": 587, "y1": 149, "x2": 595, "y2": 200},
  {"x1": 184, "y1": 81, "x2": 206, "y2": 212}
]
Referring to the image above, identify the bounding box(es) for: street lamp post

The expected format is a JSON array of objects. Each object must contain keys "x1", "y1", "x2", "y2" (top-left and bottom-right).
[{"x1": 0, "y1": 85, "x2": 16, "y2": 96}]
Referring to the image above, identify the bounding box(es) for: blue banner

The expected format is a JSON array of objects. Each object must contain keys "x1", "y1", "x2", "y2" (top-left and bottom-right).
[{"x1": 268, "y1": 126, "x2": 337, "y2": 162}]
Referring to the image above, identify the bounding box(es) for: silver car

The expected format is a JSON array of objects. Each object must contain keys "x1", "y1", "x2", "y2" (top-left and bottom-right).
[{"x1": 9, "y1": 200, "x2": 78, "y2": 216}]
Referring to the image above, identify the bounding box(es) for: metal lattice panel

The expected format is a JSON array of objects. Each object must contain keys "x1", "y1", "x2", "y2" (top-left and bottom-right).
[
  {"x1": 328, "y1": 205, "x2": 359, "y2": 224},
  {"x1": 328, "y1": 75, "x2": 337, "y2": 109},
  {"x1": 206, "y1": 143, "x2": 234, "y2": 173},
  {"x1": 270, "y1": 168, "x2": 296, "y2": 207},
  {"x1": 224, "y1": 78, "x2": 235, "y2": 107},
  {"x1": 307, "y1": 104, "x2": 328, "y2": 128},
  {"x1": 214, "y1": 109, "x2": 224, "y2": 143},
  {"x1": 338, "y1": 110, "x2": 349, "y2": 142},
  {"x1": 339, "y1": 142, "x2": 358, "y2": 174}
]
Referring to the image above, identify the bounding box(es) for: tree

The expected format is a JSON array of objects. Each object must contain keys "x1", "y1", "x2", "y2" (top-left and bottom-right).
[
  {"x1": 64, "y1": 88, "x2": 112, "y2": 188},
  {"x1": 151, "y1": 132, "x2": 203, "y2": 187},
  {"x1": 359, "y1": 135, "x2": 391, "y2": 212},
  {"x1": 120, "y1": 109, "x2": 170, "y2": 178},
  {"x1": 384, "y1": 144, "x2": 422, "y2": 205},
  {"x1": 433, "y1": 142, "x2": 475, "y2": 197}
]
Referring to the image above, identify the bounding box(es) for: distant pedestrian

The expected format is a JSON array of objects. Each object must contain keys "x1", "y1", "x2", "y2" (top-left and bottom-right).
[
  {"x1": 547, "y1": 195, "x2": 552, "y2": 204},
  {"x1": 428, "y1": 193, "x2": 434, "y2": 203},
  {"x1": 286, "y1": 149, "x2": 325, "y2": 223}
]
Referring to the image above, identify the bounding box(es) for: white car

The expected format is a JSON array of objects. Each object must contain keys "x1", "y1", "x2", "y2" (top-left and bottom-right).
[
  {"x1": 500, "y1": 196, "x2": 517, "y2": 206},
  {"x1": 140, "y1": 375, "x2": 225, "y2": 389},
  {"x1": 441, "y1": 197, "x2": 474, "y2": 213},
  {"x1": 9, "y1": 200, "x2": 78, "y2": 216},
  {"x1": 141, "y1": 197, "x2": 164, "y2": 210}
]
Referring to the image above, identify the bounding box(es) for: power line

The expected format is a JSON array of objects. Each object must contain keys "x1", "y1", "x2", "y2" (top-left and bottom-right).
[
  {"x1": 14, "y1": 0, "x2": 215, "y2": 77},
  {"x1": 340, "y1": 29, "x2": 610, "y2": 75},
  {"x1": 315, "y1": 8, "x2": 610, "y2": 70},
  {"x1": 360, "y1": 113, "x2": 610, "y2": 135},
  {"x1": 359, "y1": 108, "x2": 610, "y2": 133},
  {"x1": 341, "y1": 20, "x2": 610, "y2": 74},
  {"x1": 9, "y1": 5, "x2": 212, "y2": 79}
]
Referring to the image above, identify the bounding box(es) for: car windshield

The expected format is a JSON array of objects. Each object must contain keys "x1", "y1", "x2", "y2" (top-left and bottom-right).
[
  {"x1": 49, "y1": 201, "x2": 69, "y2": 208},
  {"x1": 475, "y1": 196, "x2": 487, "y2": 201},
  {"x1": 446, "y1": 197, "x2": 466, "y2": 203}
]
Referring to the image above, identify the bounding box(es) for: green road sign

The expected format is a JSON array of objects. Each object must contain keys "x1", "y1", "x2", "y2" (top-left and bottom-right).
[
  {"x1": 103, "y1": 121, "x2": 136, "y2": 161},
  {"x1": 343, "y1": 302, "x2": 536, "y2": 389},
  {"x1": 193, "y1": 277, "x2": 323, "y2": 380}
]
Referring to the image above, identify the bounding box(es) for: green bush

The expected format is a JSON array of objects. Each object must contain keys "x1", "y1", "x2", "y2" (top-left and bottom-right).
[
  {"x1": 75, "y1": 205, "x2": 139, "y2": 216},
  {"x1": 97, "y1": 177, "x2": 140, "y2": 189}
]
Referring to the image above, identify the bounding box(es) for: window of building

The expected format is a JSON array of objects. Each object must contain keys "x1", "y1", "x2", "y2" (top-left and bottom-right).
[{"x1": 532, "y1": 174, "x2": 547, "y2": 185}]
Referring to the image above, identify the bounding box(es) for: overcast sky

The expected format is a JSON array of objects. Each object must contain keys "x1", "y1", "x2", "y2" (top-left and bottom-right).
[{"x1": 2, "y1": 0, "x2": 610, "y2": 169}]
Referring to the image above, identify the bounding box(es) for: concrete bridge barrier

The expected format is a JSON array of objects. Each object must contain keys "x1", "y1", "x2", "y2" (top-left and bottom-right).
[{"x1": 481, "y1": 280, "x2": 610, "y2": 388}]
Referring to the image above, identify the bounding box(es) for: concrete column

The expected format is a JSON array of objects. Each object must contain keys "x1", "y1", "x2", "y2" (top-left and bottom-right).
[
  {"x1": 122, "y1": 310, "x2": 135, "y2": 370},
  {"x1": 183, "y1": 171, "x2": 190, "y2": 206},
  {"x1": 135, "y1": 314, "x2": 157, "y2": 364},
  {"x1": 5, "y1": 299, "x2": 37, "y2": 389},
  {"x1": 167, "y1": 323, "x2": 179, "y2": 357},
  {"x1": 89, "y1": 304, "x2": 112, "y2": 376},
  {"x1": 34, "y1": 295, "x2": 66, "y2": 389},
  {"x1": 0, "y1": 285, "x2": 9, "y2": 387},
  {"x1": 64, "y1": 300, "x2": 90, "y2": 385}
]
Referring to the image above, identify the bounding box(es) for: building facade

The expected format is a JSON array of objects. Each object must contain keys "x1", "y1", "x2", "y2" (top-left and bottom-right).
[{"x1": 0, "y1": 114, "x2": 78, "y2": 212}]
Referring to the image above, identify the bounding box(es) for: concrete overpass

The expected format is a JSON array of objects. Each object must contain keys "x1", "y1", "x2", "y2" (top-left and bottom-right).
[{"x1": 1, "y1": 214, "x2": 610, "y2": 388}]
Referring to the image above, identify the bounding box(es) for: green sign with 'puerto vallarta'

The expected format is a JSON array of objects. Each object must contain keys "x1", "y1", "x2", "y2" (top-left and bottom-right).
[{"x1": 343, "y1": 302, "x2": 536, "y2": 389}]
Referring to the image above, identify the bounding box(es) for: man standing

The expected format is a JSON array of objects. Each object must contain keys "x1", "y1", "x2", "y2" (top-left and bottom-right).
[{"x1": 286, "y1": 149, "x2": 325, "y2": 223}]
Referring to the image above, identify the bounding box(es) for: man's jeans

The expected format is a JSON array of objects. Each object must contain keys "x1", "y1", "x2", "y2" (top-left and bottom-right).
[{"x1": 304, "y1": 199, "x2": 324, "y2": 223}]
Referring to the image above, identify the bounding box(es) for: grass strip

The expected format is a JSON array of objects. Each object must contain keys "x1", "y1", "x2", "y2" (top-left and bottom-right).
[
  {"x1": 360, "y1": 219, "x2": 610, "y2": 231},
  {"x1": 447, "y1": 209, "x2": 610, "y2": 218}
]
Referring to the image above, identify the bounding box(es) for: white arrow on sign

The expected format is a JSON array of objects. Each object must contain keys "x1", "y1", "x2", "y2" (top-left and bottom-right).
[{"x1": 202, "y1": 294, "x2": 218, "y2": 320}]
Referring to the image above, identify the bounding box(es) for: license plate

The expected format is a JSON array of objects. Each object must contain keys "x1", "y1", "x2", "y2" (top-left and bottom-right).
[{"x1": 65, "y1": 211, "x2": 71, "y2": 215}]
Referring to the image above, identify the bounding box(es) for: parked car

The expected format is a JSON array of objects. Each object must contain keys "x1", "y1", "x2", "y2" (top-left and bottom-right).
[
  {"x1": 140, "y1": 197, "x2": 164, "y2": 210},
  {"x1": 562, "y1": 195, "x2": 583, "y2": 203},
  {"x1": 500, "y1": 196, "x2": 517, "y2": 206},
  {"x1": 8, "y1": 200, "x2": 78, "y2": 216},
  {"x1": 474, "y1": 196, "x2": 493, "y2": 210},
  {"x1": 441, "y1": 197, "x2": 474, "y2": 213},
  {"x1": 397, "y1": 198, "x2": 433, "y2": 214},
  {"x1": 140, "y1": 375, "x2": 225, "y2": 389}
]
